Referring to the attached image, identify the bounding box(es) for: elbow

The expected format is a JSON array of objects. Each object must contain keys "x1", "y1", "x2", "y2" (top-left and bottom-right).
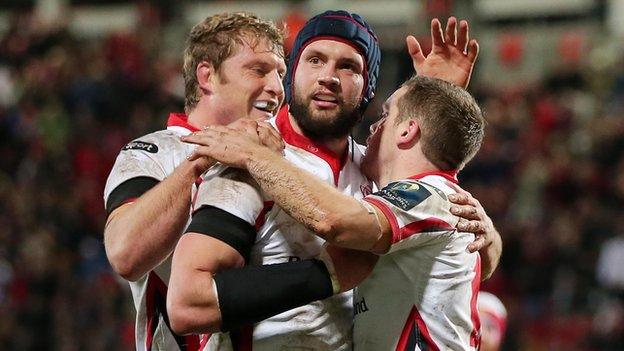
[
  {"x1": 167, "y1": 289, "x2": 221, "y2": 335},
  {"x1": 105, "y1": 244, "x2": 144, "y2": 282},
  {"x1": 314, "y1": 214, "x2": 345, "y2": 246},
  {"x1": 315, "y1": 213, "x2": 359, "y2": 249},
  {"x1": 167, "y1": 301, "x2": 196, "y2": 335}
]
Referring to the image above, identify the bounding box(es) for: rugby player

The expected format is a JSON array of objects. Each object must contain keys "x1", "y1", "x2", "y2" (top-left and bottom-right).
[
  {"x1": 182, "y1": 75, "x2": 488, "y2": 350},
  {"x1": 167, "y1": 11, "x2": 501, "y2": 350},
  {"x1": 102, "y1": 13, "x2": 286, "y2": 350},
  {"x1": 478, "y1": 292, "x2": 508, "y2": 351}
]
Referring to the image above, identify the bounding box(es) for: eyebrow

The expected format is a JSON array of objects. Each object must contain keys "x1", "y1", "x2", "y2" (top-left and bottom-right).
[{"x1": 244, "y1": 59, "x2": 285, "y2": 73}]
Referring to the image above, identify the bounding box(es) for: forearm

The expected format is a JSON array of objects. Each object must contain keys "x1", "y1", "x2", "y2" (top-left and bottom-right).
[
  {"x1": 167, "y1": 233, "x2": 245, "y2": 334},
  {"x1": 245, "y1": 149, "x2": 381, "y2": 250},
  {"x1": 104, "y1": 160, "x2": 205, "y2": 281}
]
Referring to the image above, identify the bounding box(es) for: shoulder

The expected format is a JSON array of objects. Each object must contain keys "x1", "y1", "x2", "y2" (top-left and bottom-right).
[{"x1": 367, "y1": 176, "x2": 457, "y2": 223}]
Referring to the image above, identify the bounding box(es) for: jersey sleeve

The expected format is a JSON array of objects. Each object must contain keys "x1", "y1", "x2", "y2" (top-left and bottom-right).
[
  {"x1": 362, "y1": 180, "x2": 460, "y2": 254},
  {"x1": 185, "y1": 168, "x2": 265, "y2": 262},
  {"x1": 103, "y1": 138, "x2": 169, "y2": 215}
]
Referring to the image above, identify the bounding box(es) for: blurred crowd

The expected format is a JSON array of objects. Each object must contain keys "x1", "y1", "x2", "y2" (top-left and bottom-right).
[{"x1": 0, "y1": 5, "x2": 623, "y2": 351}]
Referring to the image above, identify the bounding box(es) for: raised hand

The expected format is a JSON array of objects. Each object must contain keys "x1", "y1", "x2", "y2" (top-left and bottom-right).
[{"x1": 407, "y1": 17, "x2": 479, "y2": 89}]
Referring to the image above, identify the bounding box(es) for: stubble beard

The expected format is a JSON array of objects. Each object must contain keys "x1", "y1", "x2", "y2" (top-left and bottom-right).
[{"x1": 289, "y1": 92, "x2": 361, "y2": 142}]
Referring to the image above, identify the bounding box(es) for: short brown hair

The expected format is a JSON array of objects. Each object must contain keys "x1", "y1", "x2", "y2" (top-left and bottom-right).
[
  {"x1": 183, "y1": 12, "x2": 285, "y2": 113},
  {"x1": 396, "y1": 76, "x2": 485, "y2": 170}
]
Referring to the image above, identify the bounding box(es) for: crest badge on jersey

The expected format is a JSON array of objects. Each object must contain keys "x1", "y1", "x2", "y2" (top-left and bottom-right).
[
  {"x1": 374, "y1": 181, "x2": 431, "y2": 211},
  {"x1": 122, "y1": 141, "x2": 159, "y2": 153}
]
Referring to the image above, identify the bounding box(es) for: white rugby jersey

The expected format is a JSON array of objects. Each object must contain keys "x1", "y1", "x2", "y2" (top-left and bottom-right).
[
  {"x1": 104, "y1": 113, "x2": 211, "y2": 351},
  {"x1": 354, "y1": 172, "x2": 481, "y2": 351},
  {"x1": 193, "y1": 106, "x2": 372, "y2": 351}
]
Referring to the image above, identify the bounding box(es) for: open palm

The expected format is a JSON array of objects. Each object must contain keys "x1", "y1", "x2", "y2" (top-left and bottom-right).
[{"x1": 408, "y1": 17, "x2": 479, "y2": 89}]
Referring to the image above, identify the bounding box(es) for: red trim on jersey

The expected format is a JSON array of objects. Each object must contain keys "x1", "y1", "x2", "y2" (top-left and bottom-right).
[
  {"x1": 363, "y1": 197, "x2": 400, "y2": 241},
  {"x1": 167, "y1": 113, "x2": 200, "y2": 132},
  {"x1": 145, "y1": 272, "x2": 201, "y2": 351},
  {"x1": 254, "y1": 201, "x2": 275, "y2": 230},
  {"x1": 363, "y1": 197, "x2": 453, "y2": 244},
  {"x1": 231, "y1": 324, "x2": 254, "y2": 351},
  {"x1": 470, "y1": 256, "x2": 482, "y2": 347},
  {"x1": 399, "y1": 217, "x2": 455, "y2": 241},
  {"x1": 408, "y1": 170, "x2": 458, "y2": 184},
  {"x1": 275, "y1": 105, "x2": 348, "y2": 185},
  {"x1": 396, "y1": 306, "x2": 440, "y2": 351},
  {"x1": 145, "y1": 272, "x2": 165, "y2": 350},
  {"x1": 199, "y1": 334, "x2": 211, "y2": 350}
]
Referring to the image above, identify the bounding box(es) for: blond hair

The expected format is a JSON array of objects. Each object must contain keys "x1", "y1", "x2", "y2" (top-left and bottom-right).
[{"x1": 183, "y1": 12, "x2": 284, "y2": 113}]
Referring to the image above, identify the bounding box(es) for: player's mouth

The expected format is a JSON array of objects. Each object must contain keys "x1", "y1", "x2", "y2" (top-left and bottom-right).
[
  {"x1": 253, "y1": 100, "x2": 279, "y2": 117},
  {"x1": 311, "y1": 92, "x2": 340, "y2": 109}
]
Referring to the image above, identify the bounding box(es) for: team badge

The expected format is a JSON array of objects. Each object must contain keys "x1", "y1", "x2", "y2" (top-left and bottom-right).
[
  {"x1": 374, "y1": 181, "x2": 431, "y2": 211},
  {"x1": 122, "y1": 141, "x2": 159, "y2": 153}
]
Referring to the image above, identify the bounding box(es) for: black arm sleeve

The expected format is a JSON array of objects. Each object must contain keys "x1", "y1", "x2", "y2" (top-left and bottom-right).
[
  {"x1": 106, "y1": 176, "x2": 159, "y2": 215},
  {"x1": 186, "y1": 205, "x2": 256, "y2": 262},
  {"x1": 214, "y1": 259, "x2": 334, "y2": 332}
]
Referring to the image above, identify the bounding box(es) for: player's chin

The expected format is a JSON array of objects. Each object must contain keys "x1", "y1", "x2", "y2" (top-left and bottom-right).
[{"x1": 308, "y1": 107, "x2": 341, "y2": 122}]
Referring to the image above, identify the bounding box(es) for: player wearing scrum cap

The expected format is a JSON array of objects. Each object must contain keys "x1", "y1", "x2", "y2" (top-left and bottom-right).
[
  {"x1": 168, "y1": 11, "x2": 501, "y2": 350},
  {"x1": 102, "y1": 13, "x2": 285, "y2": 350},
  {"x1": 179, "y1": 75, "x2": 489, "y2": 351}
]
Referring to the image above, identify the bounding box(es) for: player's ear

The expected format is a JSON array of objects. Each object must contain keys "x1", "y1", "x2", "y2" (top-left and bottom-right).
[
  {"x1": 396, "y1": 119, "x2": 420, "y2": 149},
  {"x1": 196, "y1": 61, "x2": 216, "y2": 95}
]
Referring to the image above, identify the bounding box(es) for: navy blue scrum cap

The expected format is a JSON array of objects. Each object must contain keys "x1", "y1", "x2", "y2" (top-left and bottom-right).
[{"x1": 284, "y1": 10, "x2": 381, "y2": 114}]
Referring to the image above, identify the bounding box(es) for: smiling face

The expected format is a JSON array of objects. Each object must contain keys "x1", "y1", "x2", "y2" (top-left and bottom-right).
[
  {"x1": 209, "y1": 36, "x2": 286, "y2": 124},
  {"x1": 289, "y1": 39, "x2": 365, "y2": 140},
  {"x1": 361, "y1": 86, "x2": 407, "y2": 182}
]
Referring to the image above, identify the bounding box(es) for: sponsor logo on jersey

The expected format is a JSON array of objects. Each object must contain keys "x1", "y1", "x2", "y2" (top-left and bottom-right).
[
  {"x1": 122, "y1": 141, "x2": 159, "y2": 153},
  {"x1": 354, "y1": 296, "x2": 369, "y2": 316},
  {"x1": 375, "y1": 181, "x2": 431, "y2": 211}
]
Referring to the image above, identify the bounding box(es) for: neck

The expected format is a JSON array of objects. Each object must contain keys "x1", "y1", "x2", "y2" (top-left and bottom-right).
[
  {"x1": 186, "y1": 100, "x2": 220, "y2": 129},
  {"x1": 376, "y1": 147, "x2": 440, "y2": 188},
  {"x1": 288, "y1": 113, "x2": 349, "y2": 156}
]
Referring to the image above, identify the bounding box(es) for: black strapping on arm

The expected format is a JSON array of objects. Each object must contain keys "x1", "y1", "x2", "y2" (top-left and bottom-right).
[
  {"x1": 214, "y1": 259, "x2": 334, "y2": 332},
  {"x1": 186, "y1": 205, "x2": 256, "y2": 262},
  {"x1": 106, "y1": 176, "x2": 159, "y2": 215}
]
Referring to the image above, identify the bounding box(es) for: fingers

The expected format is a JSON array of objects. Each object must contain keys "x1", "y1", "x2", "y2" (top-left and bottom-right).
[
  {"x1": 467, "y1": 235, "x2": 485, "y2": 253},
  {"x1": 467, "y1": 39, "x2": 479, "y2": 63},
  {"x1": 457, "y1": 219, "x2": 483, "y2": 234},
  {"x1": 445, "y1": 16, "x2": 457, "y2": 46},
  {"x1": 451, "y1": 204, "x2": 480, "y2": 220},
  {"x1": 258, "y1": 121, "x2": 284, "y2": 148},
  {"x1": 457, "y1": 19, "x2": 469, "y2": 53},
  {"x1": 406, "y1": 35, "x2": 425, "y2": 68},
  {"x1": 256, "y1": 123, "x2": 285, "y2": 153},
  {"x1": 431, "y1": 18, "x2": 444, "y2": 47},
  {"x1": 448, "y1": 192, "x2": 475, "y2": 206},
  {"x1": 188, "y1": 145, "x2": 219, "y2": 161}
]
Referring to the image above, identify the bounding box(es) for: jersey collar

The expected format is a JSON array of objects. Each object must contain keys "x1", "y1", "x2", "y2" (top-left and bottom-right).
[
  {"x1": 407, "y1": 170, "x2": 459, "y2": 184},
  {"x1": 166, "y1": 113, "x2": 200, "y2": 133},
  {"x1": 275, "y1": 105, "x2": 348, "y2": 185}
]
